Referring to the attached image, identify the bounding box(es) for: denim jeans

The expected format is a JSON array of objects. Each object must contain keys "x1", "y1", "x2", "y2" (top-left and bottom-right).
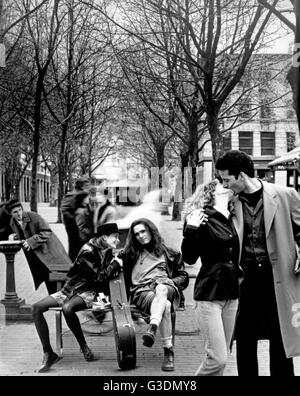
[{"x1": 194, "y1": 299, "x2": 238, "y2": 376}]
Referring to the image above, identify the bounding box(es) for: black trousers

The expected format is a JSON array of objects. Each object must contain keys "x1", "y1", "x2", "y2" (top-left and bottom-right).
[{"x1": 235, "y1": 262, "x2": 294, "y2": 376}]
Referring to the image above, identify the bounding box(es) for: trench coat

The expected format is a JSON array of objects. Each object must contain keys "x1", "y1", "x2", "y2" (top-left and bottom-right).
[
  {"x1": 232, "y1": 181, "x2": 300, "y2": 358},
  {"x1": 10, "y1": 211, "x2": 71, "y2": 289}
]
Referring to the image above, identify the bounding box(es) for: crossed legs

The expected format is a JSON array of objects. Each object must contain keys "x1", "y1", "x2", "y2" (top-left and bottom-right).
[{"x1": 32, "y1": 294, "x2": 94, "y2": 372}]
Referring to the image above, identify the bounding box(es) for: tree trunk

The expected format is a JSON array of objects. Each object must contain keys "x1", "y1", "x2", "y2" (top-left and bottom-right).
[
  {"x1": 207, "y1": 109, "x2": 222, "y2": 178},
  {"x1": 172, "y1": 151, "x2": 189, "y2": 221},
  {"x1": 57, "y1": 124, "x2": 68, "y2": 223},
  {"x1": 30, "y1": 72, "x2": 45, "y2": 213},
  {"x1": 156, "y1": 144, "x2": 165, "y2": 189}
]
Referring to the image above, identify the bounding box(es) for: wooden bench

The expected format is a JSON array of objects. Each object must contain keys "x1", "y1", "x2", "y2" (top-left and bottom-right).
[{"x1": 48, "y1": 268, "x2": 176, "y2": 370}]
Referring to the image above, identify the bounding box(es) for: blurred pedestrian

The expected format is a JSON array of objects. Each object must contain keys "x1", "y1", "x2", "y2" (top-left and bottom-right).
[
  {"x1": 7, "y1": 199, "x2": 71, "y2": 294},
  {"x1": 61, "y1": 175, "x2": 91, "y2": 261},
  {"x1": 94, "y1": 188, "x2": 117, "y2": 231},
  {"x1": 181, "y1": 179, "x2": 243, "y2": 376},
  {"x1": 75, "y1": 191, "x2": 94, "y2": 248},
  {"x1": 119, "y1": 218, "x2": 189, "y2": 372},
  {"x1": 32, "y1": 223, "x2": 122, "y2": 373},
  {"x1": 216, "y1": 150, "x2": 300, "y2": 376}
]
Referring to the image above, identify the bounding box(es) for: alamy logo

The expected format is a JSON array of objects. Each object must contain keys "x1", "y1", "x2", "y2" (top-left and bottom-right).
[{"x1": 291, "y1": 303, "x2": 300, "y2": 328}]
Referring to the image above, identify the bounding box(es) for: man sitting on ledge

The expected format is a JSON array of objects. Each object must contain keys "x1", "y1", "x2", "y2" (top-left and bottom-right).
[
  {"x1": 119, "y1": 218, "x2": 189, "y2": 372},
  {"x1": 32, "y1": 223, "x2": 122, "y2": 373}
]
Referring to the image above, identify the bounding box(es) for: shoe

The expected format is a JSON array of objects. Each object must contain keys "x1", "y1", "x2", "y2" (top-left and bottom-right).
[
  {"x1": 176, "y1": 302, "x2": 185, "y2": 311},
  {"x1": 38, "y1": 352, "x2": 61, "y2": 373},
  {"x1": 142, "y1": 323, "x2": 157, "y2": 347},
  {"x1": 81, "y1": 344, "x2": 95, "y2": 361},
  {"x1": 161, "y1": 347, "x2": 174, "y2": 371}
]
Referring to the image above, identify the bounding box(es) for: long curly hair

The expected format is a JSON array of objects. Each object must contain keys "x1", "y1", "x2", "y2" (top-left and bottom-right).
[
  {"x1": 123, "y1": 218, "x2": 164, "y2": 260},
  {"x1": 182, "y1": 179, "x2": 218, "y2": 221}
]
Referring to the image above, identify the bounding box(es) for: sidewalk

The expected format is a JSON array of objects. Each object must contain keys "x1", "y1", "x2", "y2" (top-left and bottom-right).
[{"x1": 0, "y1": 203, "x2": 300, "y2": 376}]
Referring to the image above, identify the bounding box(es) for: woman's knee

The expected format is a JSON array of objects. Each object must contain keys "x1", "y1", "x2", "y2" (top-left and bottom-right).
[
  {"x1": 62, "y1": 298, "x2": 84, "y2": 317},
  {"x1": 62, "y1": 302, "x2": 75, "y2": 317},
  {"x1": 155, "y1": 284, "x2": 168, "y2": 298},
  {"x1": 32, "y1": 301, "x2": 49, "y2": 317}
]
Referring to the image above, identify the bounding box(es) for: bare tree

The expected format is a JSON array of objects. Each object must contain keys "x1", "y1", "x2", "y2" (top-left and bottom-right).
[{"x1": 94, "y1": 0, "x2": 284, "y2": 184}]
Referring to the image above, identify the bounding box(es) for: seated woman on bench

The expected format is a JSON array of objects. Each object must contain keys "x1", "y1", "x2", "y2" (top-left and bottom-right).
[
  {"x1": 32, "y1": 223, "x2": 122, "y2": 373},
  {"x1": 119, "y1": 218, "x2": 189, "y2": 372}
]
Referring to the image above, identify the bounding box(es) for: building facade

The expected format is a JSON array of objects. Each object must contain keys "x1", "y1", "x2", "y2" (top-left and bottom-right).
[
  {"x1": 0, "y1": 160, "x2": 51, "y2": 203},
  {"x1": 198, "y1": 54, "x2": 299, "y2": 187}
]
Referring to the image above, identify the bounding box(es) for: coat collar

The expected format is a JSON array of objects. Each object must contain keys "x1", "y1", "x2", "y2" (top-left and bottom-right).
[
  {"x1": 232, "y1": 180, "x2": 278, "y2": 242},
  {"x1": 21, "y1": 212, "x2": 31, "y2": 223},
  {"x1": 9, "y1": 211, "x2": 31, "y2": 229}
]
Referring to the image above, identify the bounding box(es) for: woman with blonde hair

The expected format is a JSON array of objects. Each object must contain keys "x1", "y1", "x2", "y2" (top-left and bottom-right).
[{"x1": 181, "y1": 178, "x2": 243, "y2": 376}]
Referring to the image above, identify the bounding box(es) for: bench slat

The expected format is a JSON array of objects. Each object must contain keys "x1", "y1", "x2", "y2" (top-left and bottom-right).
[
  {"x1": 50, "y1": 264, "x2": 71, "y2": 271},
  {"x1": 49, "y1": 272, "x2": 66, "y2": 282}
]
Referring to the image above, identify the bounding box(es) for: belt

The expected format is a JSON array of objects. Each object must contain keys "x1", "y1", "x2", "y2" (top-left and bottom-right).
[{"x1": 241, "y1": 256, "x2": 271, "y2": 270}]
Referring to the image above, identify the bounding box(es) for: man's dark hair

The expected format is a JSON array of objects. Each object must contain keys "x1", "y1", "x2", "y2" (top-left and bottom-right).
[
  {"x1": 6, "y1": 199, "x2": 23, "y2": 213},
  {"x1": 123, "y1": 218, "x2": 164, "y2": 260},
  {"x1": 215, "y1": 150, "x2": 255, "y2": 178}
]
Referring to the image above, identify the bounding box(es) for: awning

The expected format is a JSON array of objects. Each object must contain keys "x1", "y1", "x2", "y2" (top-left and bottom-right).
[{"x1": 268, "y1": 147, "x2": 300, "y2": 167}]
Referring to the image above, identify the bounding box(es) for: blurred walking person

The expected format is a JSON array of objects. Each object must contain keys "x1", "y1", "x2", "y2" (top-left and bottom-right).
[
  {"x1": 61, "y1": 176, "x2": 91, "y2": 261},
  {"x1": 94, "y1": 188, "x2": 117, "y2": 231},
  {"x1": 75, "y1": 191, "x2": 94, "y2": 248}
]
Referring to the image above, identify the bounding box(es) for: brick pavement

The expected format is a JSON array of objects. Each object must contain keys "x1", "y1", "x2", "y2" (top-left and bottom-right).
[{"x1": 0, "y1": 203, "x2": 300, "y2": 376}]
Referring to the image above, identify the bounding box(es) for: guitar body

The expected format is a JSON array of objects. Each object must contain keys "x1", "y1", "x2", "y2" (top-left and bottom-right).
[{"x1": 109, "y1": 272, "x2": 136, "y2": 370}]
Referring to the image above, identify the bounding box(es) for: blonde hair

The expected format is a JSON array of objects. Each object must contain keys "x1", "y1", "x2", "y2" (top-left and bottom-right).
[{"x1": 182, "y1": 179, "x2": 218, "y2": 221}]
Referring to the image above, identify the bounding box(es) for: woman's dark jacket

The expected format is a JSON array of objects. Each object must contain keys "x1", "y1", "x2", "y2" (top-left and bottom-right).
[
  {"x1": 181, "y1": 206, "x2": 242, "y2": 301},
  {"x1": 118, "y1": 244, "x2": 189, "y2": 301},
  {"x1": 61, "y1": 239, "x2": 121, "y2": 298}
]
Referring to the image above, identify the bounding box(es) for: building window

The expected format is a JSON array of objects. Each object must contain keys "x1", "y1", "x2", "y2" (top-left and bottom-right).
[
  {"x1": 239, "y1": 131, "x2": 253, "y2": 155},
  {"x1": 238, "y1": 102, "x2": 252, "y2": 119},
  {"x1": 286, "y1": 99, "x2": 296, "y2": 119},
  {"x1": 287, "y1": 132, "x2": 296, "y2": 152},
  {"x1": 261, "y1": 132, "x2": 275, "y2": 156},
  {"x1": 259, "y1": 86, "x2": 274, "y2": 120},
  {"x1": 260, "y1": 104, "x2": 273, "y2": 119},
  {"x1": 222, "y1": 132, "x2": 231, "y2": 151}
]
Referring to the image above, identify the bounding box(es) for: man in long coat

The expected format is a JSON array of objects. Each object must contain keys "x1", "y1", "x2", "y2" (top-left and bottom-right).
[
  {"x1": 216, "y1": 150, "x2": 300, "y2": 377},
  {"x1": 7, "y1": 199, "x2": 71, "y2": 293}
]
